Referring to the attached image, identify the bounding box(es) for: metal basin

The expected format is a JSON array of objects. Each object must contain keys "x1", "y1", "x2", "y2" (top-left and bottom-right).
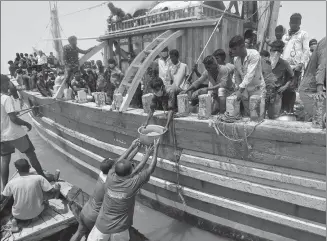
[
  {"x1": 276, "y1": 114, "x2": 297, "y2": 122},
  {"x1": 138, "y1": 125, "x2": 167, "y2": 145}
]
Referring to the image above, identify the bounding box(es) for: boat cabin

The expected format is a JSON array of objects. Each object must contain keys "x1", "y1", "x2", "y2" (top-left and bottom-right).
[{"x1": 97, "y1": 1, "x2": 246, "y2": 75}]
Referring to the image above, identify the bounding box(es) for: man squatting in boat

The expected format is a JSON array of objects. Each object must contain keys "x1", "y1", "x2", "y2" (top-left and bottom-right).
[{"x1": 0, "y1": 158, "x2": 60, "y2": 231}]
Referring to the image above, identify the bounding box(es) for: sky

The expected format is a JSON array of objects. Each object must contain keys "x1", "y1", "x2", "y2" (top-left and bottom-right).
[{"x1": 1, "y1": 1, "x2": 326, "y2": 74}]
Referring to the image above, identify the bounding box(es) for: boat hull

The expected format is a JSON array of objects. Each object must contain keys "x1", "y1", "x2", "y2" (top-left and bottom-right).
[{"x1": 21, "y1": 91, "x2": 326, "y2": 241}]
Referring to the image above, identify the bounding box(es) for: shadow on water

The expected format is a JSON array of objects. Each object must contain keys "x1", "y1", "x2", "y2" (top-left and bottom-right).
[
  {"x1": 42, "y1": 225, "x2": 150, "y2": 241},
  {"x1": 146, "y1": 219, "x2": 194, "y2": 241}
]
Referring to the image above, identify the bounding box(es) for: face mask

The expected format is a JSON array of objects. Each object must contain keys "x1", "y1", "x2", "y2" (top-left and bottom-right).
[
  {"x1": 270, "y1": 51, "x2": 281, "y2": 69},
  {"x1": 154, "y1": 89, "x2": 163, "y2": 97}
]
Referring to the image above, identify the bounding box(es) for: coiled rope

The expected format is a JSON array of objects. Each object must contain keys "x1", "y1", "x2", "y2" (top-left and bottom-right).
[
  {"x1": 209, "y1": 113, "x2": 264, "y2": 153},
  {"x1": 0, "y1": 225, "x2": 14, "y2": 241}
]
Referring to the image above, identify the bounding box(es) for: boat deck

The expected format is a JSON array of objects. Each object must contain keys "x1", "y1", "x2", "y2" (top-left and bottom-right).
[
  {"x1": 1, "y1": 175, "x2": 77, "y2": 241},
  {"x1": 1, "y1": 199, "x2": 75, "y2": 241}
]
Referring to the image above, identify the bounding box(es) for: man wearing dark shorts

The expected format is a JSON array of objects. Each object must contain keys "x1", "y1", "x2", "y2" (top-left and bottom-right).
[{"x1": 1, "y1": 74, "x2": 51, "y2": 190}]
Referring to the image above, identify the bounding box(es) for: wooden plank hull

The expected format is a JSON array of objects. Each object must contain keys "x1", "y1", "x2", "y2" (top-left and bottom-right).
[{"x1": 20, "y1": 91, "x2": 326, "y2": 241}]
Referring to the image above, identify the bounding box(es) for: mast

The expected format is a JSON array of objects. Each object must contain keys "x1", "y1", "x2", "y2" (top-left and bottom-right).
[
  {"x1": 50, "y1": 1, "x2": 64, "y2": 65},
  {"x1": 256, "y1": 1, "x2": 280, "y2": 52}
]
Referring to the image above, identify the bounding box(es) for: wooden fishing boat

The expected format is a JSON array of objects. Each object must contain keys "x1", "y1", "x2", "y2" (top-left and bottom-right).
[
  {"x1": 0, "y1": 172, "x2": 78, "y2": 241},
  {"x1": 17, "y1": 1, "x2": 326, "y2": 241}
]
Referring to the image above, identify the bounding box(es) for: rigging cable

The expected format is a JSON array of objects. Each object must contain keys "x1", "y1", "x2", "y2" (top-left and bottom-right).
[
  {"x1": 58, "y1": 22, "x2": 67, "y2": 38},
  {"x1": 33, "y1": 20, "x2": 51, "y2": 51},
  {"x1": 59, "y1": 1, "x2": 107, "y2": 18}
]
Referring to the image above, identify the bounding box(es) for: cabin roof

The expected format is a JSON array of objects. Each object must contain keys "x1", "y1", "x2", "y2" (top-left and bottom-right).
[
  {"x1": 98, "y1": 16, "x2": 244, "y2": 41},
  {"x1": 99, "y1": 2, "x2": 244, "y2": 41}
]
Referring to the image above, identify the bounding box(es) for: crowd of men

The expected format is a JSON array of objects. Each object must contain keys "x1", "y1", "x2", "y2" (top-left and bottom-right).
[
  {"x1": 1, "y1": 11, "x2": 326, "y2": 241},
  {"x1": 9, "y1": 13, "x2": 325, "y2": 125},
  {"x1": 143, "y1": 12, "x2": 325, "y2": 129},
  {"x1": 1, "y1": 68, "x2": 160, "y2": 241}
]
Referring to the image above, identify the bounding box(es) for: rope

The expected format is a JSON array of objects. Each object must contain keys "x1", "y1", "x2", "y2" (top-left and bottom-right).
[
  {"x1": 209, "y1": 114, "x2": 264, "y2": 156},
  {"x1": 1, "y1": 225, "x2": 15, "y2": 241},
  {"x1": 17, "y1": 99, "x2": 67, "y2": 117},
  {"x1": 171, "y1": 118, "x2": 186, "y2": 211},
  {"x1": 59, "y1": 2, "x2": 107, "y2": 18},
  {"x1": 58, "y1": 22, "x2": 67, "y2": 38},
  {"x1": 33, "y1": 20, "x2": 51, "y2": 51}
]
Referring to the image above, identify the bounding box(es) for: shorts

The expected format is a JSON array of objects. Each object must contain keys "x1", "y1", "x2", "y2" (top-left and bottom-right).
[
  {"x1": 74, "y1": 212, "x2": 94, "y2": 238},
  {"x1": 80, "y1": 212, "x2": 96, "y2": 232},
  {"x1": 87, "y1": 226, "x2": 130, "y2": 241},
  {"x1": 1, "y1": 135, "x2": 35, "y2": 156}
]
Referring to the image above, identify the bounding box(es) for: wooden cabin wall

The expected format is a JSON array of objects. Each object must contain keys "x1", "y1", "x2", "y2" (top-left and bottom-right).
[
  {"x1": 176, "y1": 17, "x2": 243, "y2": 81},
  {"x1": 110, "y1": 17, "x2": 243, "y2": 80},
  {"x1": 130, "y1": 17, "x2": 242, "y2": 81}
]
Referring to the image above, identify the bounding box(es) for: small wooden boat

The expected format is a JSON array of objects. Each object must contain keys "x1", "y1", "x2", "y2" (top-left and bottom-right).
[
  {"x1": 1, "y1": 171, "x2": 150, "y2": 241},
  {"x1": 0, "y1": 172, "x2": 78, "y2": 241}
]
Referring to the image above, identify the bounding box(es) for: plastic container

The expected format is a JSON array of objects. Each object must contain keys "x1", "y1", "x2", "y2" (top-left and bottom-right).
[{"x1": 138, "y1": 125, "x2": 167, "y2": 145}]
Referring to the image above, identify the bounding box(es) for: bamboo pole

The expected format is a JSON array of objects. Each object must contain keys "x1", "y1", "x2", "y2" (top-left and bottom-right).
[{"x1": 185, "y1": 3, "x2": 230, "y2": 84}]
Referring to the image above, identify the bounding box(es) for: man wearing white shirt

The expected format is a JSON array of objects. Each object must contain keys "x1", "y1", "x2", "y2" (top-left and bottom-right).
[
  {"x1": 155, "y1": 47, "x2": 172, "y2": 86},
  {"x1": 229, "y1": 35, "x2": 266, "y2": 116},
  {"x1": 281, "y1": 13, "x2": 310, "y2": 112},
  {"x1": 37, "y1": 50, "x2": 48, "y2": 66},
  {"x1": 166, "y1": 49, "x2": 189, "y2": 90}
]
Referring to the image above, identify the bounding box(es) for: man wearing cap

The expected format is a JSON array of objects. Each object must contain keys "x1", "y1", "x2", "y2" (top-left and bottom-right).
[
  {"x1": 0, "y1": 159, "x2": 59, "y2": 231},
  {"x1": 1, "y1": 75, "x2": 53, "y2": 190},
  {"x1": 155, "y1": 47, "x2": 172, "y2": 86},
  {"x1": 281, "y1": 13, "x2": 310, "y2": 112},
  {"x1": 62, "y1": 36, "x2": 94, "y2": 87},
  {"x1": 88, "y1": 138, "x2": 160, "y2": 241}
]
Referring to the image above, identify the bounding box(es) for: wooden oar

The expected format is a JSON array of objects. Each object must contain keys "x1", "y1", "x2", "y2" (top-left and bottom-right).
[{"x1": 185, "y1": 4, "x2": 230, "y2": 84}]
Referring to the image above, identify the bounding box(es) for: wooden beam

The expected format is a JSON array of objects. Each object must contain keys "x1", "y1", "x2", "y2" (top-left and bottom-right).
[
  {"x1": 103, "y1": 40, "x2": 108, "y2": 67},
  {"x1": 266, "y1": 1, "x2": 280, "y2": 49},
  {"x1": 119, "y1": 30, "x2": 184, "y2": 111},
  {"x1": 79, "y1": 41, "x2": 108, "y2": 66},
  {"x1": 257, "y1": 1, "x2": 271, "y2": 52}
]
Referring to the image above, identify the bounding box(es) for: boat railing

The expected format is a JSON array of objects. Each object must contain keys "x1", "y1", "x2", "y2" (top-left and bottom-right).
[{"x1": 105, "y1": 3, "x2": 241, "y2": 35}]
